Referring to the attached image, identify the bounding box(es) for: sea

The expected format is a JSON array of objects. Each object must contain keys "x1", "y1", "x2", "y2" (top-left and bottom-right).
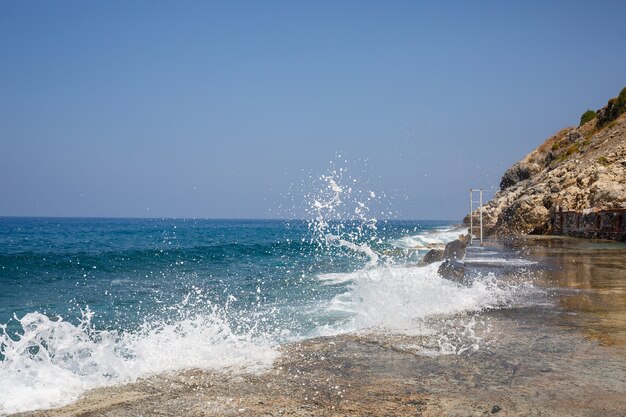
[{"x1": 0, "y1": 180, "x2": 534, "y2": 414}]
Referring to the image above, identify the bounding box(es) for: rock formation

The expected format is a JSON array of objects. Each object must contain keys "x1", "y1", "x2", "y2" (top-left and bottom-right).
[
  {"x1": 420, "y1": 235, "x2": 469, "y2": 266},
  {"x1": 471, "y1": 88, "x2": 626, "y2": 237},
  {"x1": 419, "y1": 236, "x2": 470, "y2": 285}
]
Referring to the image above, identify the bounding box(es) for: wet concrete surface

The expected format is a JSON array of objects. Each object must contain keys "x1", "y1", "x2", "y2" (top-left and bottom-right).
[
  {"x1": 505, "y1": 235, "x2": 626, "y2": 346},
  {"x1": 16, "y1": 237, "x2": 626, "y2": 417}
]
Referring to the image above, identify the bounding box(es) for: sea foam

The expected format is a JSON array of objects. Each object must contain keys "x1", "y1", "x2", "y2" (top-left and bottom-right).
[
  {"x1": 392, "y1": 226, "x2": 466, "y2": 250},
  {"x1": 0, "y1": 304, "x2": 277, "y2": 415},
  {"x1": 318, "y1": 263, "x2": 530, "y2": 333}
]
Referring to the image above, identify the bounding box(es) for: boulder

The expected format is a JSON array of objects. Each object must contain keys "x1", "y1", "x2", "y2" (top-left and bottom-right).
[
  {"x1": 500, "y1": 161, "x2": 541, "y2": 190},
  {"x1": 419, "y1": 249, "x2": 444, "y2": 265},
  {"x1": 434, "y1": 236, "x2": 472, "y2": 285},
  {"x1": 442, "y1": 237, "x2": 468, "y2": 260},
  {"x1": 438, "y1": 260, "x2": 467, "y2": 285}
]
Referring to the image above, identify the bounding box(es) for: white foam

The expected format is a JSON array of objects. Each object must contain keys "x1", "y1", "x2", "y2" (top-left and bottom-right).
[
  {"x1": 317, "y1": 272, "x2": 356, "y2": 285},
  {"x1": 317, "y1": 262, "x2": 531, "y2": 335},
  {"x1": 392, "y1": 227, "x2": 467, "y2": 250},
  {"x1": 0, "y1": 306, "x2": 277, "y2": 415}
]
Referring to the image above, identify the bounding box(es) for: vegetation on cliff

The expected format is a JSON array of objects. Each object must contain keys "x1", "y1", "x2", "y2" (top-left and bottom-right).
[
  {"x1": 597, "y1": 87, "x2": 626, "y2": 127},
  {"x1": 579, "y1": 110, "x2": 597, "y2": 126}
]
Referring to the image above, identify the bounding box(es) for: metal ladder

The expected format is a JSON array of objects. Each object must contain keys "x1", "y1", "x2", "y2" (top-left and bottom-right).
[{"x1": 469, "y1": 188, "x2": 483, "y2": 245}]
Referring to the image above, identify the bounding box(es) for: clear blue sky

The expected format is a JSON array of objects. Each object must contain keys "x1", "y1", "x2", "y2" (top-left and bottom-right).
[{"x1": 1, "y1": 1, "x2": 625, "y2": 220}]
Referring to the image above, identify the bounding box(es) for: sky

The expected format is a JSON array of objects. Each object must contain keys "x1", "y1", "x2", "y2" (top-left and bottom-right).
[{"x1": 1, "y1": 1, "x2": 625, "y2": 220}]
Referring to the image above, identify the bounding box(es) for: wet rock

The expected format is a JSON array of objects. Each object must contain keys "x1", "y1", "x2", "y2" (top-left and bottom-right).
[
  {"x1": 442, "y1": 237, "x2": 468, "y2": 260},
  {"x1": 420, "y1": 236, "x2": 469, "y2": 266},
  {"x1": 419, "y1": 249, "x2": 444, "y2": 265},
  {"x1": 437, "y1": 260, "x2": 466, "y2": 284}
]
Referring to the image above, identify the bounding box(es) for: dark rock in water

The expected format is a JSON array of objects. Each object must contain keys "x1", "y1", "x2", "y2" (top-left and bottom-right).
[
  {"x1": 437, "y1": 260, "x2": 466, "y2": 285},
  {"x1": 419, "y1": 249, "x2": 444, "y2": 265},
  {"x1": 418, "y1": 236, "x2": 468, "y2": 266},
  {"x1": 442, "y1": 237, "x2": 468, "y2": 260}
]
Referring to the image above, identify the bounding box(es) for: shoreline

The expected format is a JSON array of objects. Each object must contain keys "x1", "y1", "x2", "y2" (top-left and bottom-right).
[{"x1": 13, "y1": 235, "x2": 626, "y2": 417}]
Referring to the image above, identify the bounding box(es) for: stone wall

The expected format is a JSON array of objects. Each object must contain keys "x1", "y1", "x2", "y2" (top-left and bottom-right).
[{"x1": 552, "y1": 208, "x2": 626, "y2": 242}]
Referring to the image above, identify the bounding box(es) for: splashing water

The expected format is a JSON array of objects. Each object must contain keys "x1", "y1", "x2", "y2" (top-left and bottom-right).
[
  {"x1": 298, "y1": 160, "x2": 532, "y2": 355},
  {"x1": 314, "y1": 264, "x2": 532, "y2": 336},
  {"x1": 0, "y1": 298, "x2": 277, "y2": 414},
  {"x1": 305, "y1": 163, "x2": 382, "y2": 268}
]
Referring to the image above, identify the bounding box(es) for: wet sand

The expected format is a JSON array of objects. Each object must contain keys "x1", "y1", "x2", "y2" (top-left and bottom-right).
[{"x1": 16, "y1": 237, "x2": 626, "y2": 417}]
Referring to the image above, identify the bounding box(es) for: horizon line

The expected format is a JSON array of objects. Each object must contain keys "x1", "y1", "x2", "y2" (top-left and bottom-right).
[{"x1": 0, "y1": 215, "x2": 461, "y2": 223}]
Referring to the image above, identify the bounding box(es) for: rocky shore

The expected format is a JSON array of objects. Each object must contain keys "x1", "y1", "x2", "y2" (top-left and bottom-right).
[{"x1": 470, "y1": 87, "x2": 626, "y2": 239}]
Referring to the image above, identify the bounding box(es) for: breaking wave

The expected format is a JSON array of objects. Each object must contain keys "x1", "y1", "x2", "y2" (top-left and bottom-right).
[{"x1": 0, "y1": 302, "x2": 277, "y2": 415}]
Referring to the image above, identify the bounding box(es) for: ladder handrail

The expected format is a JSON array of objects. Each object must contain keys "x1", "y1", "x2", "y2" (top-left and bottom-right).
[{"x1": 469, "y1": 188, "x2": 484, "y2": 245}]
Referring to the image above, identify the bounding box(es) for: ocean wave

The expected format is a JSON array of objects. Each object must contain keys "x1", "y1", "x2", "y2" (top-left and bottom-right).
[
  {"x1": 0, "y1": 305, "x2": 277, "y2": 415},
  {"x1": 391, "y1": 226, "x2": 467, "y2": 250}
]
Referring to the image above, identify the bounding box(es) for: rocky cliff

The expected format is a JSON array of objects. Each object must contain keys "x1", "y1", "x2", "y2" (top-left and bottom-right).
[{"x1": 473, "y1": 88, "x2": 626, "y2": 236}]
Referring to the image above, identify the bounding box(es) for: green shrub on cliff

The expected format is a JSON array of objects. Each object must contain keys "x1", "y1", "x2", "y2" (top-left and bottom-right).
[
  {"x1": 579, "y1": 110, "x2": 597, "y2": 126},
  {"x1": 566, "y1": 143, "x2": 580, "y2": 156},
  {"x1": 616, "y1": 86, "x2": 626, "y2": 114},
  {"x1": 597, "y1": 156, "x2": 609, "y2": 166},
  {"x1": 597, "y1": 86, "x2": 626, "y2": 127}
]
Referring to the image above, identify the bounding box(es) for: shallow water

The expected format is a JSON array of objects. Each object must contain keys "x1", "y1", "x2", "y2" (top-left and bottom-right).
[{"x1": 505, "y1": 236, "x2": 626, "y2": 346}]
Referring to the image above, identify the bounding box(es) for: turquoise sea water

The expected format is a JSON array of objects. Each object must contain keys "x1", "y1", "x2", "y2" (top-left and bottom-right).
[
  {"x1": 2, "y1": 216, "x2": 530, "y2": 414},
  {"x1": 0, "y1": 218, "x2": 453, "y2": 336}
]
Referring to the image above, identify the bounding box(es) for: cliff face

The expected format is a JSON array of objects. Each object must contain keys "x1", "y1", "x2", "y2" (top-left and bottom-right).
[{"x1": 475, "y1": 93, "x2": 626, "y2": 237}]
